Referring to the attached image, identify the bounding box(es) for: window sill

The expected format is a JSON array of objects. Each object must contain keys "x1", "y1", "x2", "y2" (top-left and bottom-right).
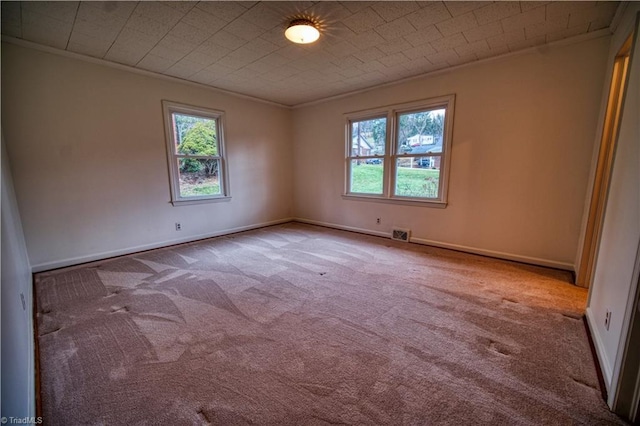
[
  {"x1": 171, "y1": 196, "x2": 231, "y2": 206},
  {"x1": 342, "y1": 194, "x2": 447, "y2": 208}
]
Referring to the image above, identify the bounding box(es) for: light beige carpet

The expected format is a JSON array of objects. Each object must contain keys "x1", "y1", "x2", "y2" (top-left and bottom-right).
[{"x1": 35, "y1": 223, "x2": 625, "y2": 425}]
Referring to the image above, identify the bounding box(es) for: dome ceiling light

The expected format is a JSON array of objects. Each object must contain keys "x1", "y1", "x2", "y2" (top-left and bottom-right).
[{"x1": 284, "y1": 19, "x2": 320, "y2": 44}]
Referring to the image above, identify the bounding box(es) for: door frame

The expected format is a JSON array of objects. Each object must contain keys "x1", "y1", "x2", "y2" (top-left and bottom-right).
[{"x1": 577, "y1": 34, "x2": 633, "y2": 288}]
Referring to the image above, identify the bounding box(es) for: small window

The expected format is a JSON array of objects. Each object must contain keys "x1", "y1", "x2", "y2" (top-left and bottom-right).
[
  {"x1": 395, "y1": 107, "x2": 446, "y2": 199},
  {"x1": 162, "y1": 101, "x2": 229, "y2": 205},
  {"x1": 345, "y1": 95, "x2": 454, "y2": 206},
  {"x1": 347, "y1": 116, "x2": 387, "y2": 195}
]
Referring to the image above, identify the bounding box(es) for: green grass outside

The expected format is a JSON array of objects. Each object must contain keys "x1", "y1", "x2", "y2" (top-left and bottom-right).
[
  {"x1": 350, "y1": 163, "x2": 385, "y2": 194},
  {"x1": 351, "y1": 164, "x2": 440, "y2": 198},
  {"x1": 179, "y1": 174, "x2": 220, "y2": 197},
  {"x1": 180, "y1": 183, "x2": 221, "y2": 196}
]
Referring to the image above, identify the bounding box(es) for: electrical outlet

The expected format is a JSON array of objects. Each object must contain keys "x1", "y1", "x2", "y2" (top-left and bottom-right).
[
  {"x1": 605, "y1": 309, "x2": 612, "y2": 330},
  {"x1": 175, "y1": 222, "x2": 182, "y2": 231},
  {"x1": 376, "y1": 218, "x2": 381, "y2": 224}
]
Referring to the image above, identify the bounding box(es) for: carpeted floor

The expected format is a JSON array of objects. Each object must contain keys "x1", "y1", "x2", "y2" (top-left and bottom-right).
[{"x1": 35, "y1": 223, "x2": 625, "y2": 425}]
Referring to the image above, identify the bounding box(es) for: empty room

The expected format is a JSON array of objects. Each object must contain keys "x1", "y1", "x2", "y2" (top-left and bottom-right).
[{"x1": 2, "y1": 1, "x2": 639, "y2": 424}]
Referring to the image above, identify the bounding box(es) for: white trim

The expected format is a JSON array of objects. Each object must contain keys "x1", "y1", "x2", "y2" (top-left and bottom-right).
[
  {"x1": 586, "y1": 306, "x2": 614, "y2": 391},
  {"x1": 341, "y1": 194, "x2": 447, "y2": 208},
  {"x1": 610, "y1": 2, "x2": 630, "y2": 34},
  {"x1": 31, "y1": 218, "x2": 293, "y2": 273},
  {"x1": 34, "y1": 215, "x2": 576, "y2": 273},
  {"x1": 294, "y1": 217, "x2": 574, "y2": 271},
  {"x1": 162, "y1": 100, "x2": 230, "y2": 204},
  {"x1": 611, "y1": 236, "x2": 640, "y2": 409},
  {"x1": 344, "y1": 95, "x2": 455, "y2": 205},
  {"x1": 410, "y1": 236, "x2": 574, "y2": 271},
  {"x1": 170, "y1": 196, "x2": 231, "y2": 207},
  {"x1": 294, "y1": 218, "x2": 390, "y2": 239},
  {"x1": 2, "y1": 131, "x2": 37, "y2": 419},
  {"x1": 1, "y1": 36, "x2": 290, "y2": 109},
  {"x1": 27, "y1": 280, "x2": 36, "y2": 419},
  {"x1": 346, "y1": 114, "x2": 390, "y2": 197}
]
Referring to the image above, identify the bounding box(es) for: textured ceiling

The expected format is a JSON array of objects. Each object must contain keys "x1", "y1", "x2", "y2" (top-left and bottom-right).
[{"x1": 1, "y1": 1, "x2": 621, "y2": 106}]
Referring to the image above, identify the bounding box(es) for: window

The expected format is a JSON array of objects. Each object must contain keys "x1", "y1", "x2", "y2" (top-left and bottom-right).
[
  {"x1": 348, "y1": 116, "x2": 387, "y2": 195},
  {"x1": 345, "y1": 95, "x2": 455, "y2": 206},
  {"x1": 162, "y1": 101, "x2": 229, "y2": 205}
]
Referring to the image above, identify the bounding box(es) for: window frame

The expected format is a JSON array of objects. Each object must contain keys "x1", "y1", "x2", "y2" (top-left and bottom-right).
[
  {"x1": 344, "y1": 94, "x2": 455, "y2": 207},
  {"x1": 162, "y1": 100, "x2": 230, "y2": 206},
  {"x1": 345, "y1": 109, "x2": 391, "y2": 197}
]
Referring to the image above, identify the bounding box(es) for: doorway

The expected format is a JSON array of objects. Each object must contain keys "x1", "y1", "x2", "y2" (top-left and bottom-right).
[{"x1": 576, "y1": 34, "x2": 633, "y2": 288}]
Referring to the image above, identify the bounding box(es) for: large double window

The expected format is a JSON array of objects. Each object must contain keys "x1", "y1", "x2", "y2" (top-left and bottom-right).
[
  {"x1": 345, "y1": 95, "x2": 455, "y2": 206},
  {"x1": 162, "y1": 101, "x2": 229, "y2": 205}
]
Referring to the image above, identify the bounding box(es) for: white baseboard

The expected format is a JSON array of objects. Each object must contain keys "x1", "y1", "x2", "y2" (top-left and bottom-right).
[
  {"x1": 410, "y1": 236, "x2": 574, "y2": 271},
  {"x1": 585, "y1": 306, "x2": 613, "y2": 392},
  {"x1": 32, "y1": 217, "x2": 294, "y2": 273},
  {"x1": 293, "y1": 218, "x2": 391, "y2": 239},
  {"x1": 293, "y1": 217, "x2": 575, "y2": 271},
  {"x1": 34, "y1": 216, "x2": 576, "y2": 274}
]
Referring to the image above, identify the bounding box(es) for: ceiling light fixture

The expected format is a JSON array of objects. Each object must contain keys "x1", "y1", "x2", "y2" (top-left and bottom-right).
[{"x1": 285, "y1": 19, "x2": 320, "y2": 44}]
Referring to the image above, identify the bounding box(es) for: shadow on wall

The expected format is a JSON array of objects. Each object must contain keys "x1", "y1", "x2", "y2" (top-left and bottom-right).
[{"x1": 1, "y1": 134, "x2": 36, "y2": 419}]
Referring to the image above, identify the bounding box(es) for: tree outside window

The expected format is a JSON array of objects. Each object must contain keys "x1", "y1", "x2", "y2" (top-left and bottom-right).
[{"x1": 163, "y1": 101, "x2": 229, "y2": 205}]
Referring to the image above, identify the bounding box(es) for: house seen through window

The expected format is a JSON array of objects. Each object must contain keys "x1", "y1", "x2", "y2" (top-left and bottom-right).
[
  {"x1": 350, "y1": 116, "x2": 387, "y2": 194},
  {"x1": 395, "y1": 108, "x2": 445, "y2": 198},
  {"x1": 162, "y1": 101, "x2": 229, "y2": 205},
  {"x1": 345, "y1": 95, "x2": 454, "y2": 205}
]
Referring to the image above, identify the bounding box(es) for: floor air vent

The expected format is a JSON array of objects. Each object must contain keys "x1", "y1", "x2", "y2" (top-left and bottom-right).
[{"x1": 391, "y1": 228, "x2": 410, "y2": 242}]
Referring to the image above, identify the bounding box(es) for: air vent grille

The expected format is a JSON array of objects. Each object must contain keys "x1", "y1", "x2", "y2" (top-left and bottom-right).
[{"x1": 391, "y1": 228, "x2": 410, "y2": 242}]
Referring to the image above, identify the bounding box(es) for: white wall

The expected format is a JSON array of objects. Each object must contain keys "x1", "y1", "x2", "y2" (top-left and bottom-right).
[
  {"x1": 292, "y1": 36, "x2": 610, "y2": 269},
  {"x1": 1, "y1": 133, "x2": 35, "y2": 418},
  {"x1": 1, "y1": 43, "x2": 293, "y2": 271},
  {"x1": 586, "y1": 5, "x2": 640, "y2": 399},
  {"x1": 0, "y1": 15, "x2": 625, "y2": 422}
]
